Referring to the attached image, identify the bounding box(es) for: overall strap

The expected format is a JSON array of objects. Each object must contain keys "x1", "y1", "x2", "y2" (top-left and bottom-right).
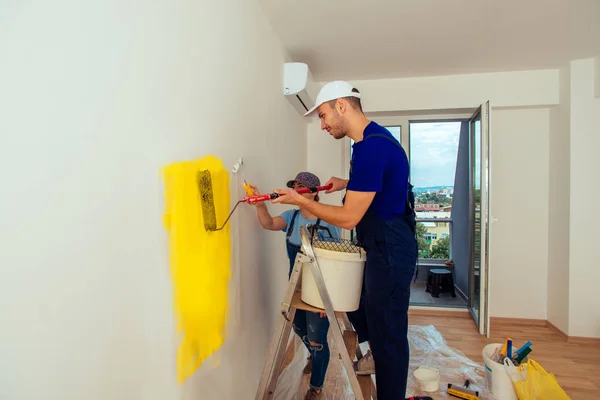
[
  {"x1": 363, "y1": 132, "x2": 400, "y2": 146},
  {"x1": 347, "y1": 133, "x2": 405, "y2": 205},
  {"x1": 363, "y1": 133, "x2": 408, "y2": 170},
  {"x1": 350, "y1": 133, "x2": 407, "y2": 172},
  {"x1": 363, "y1": 133, "x2": 415, "y2": 216},
  {"x1": 286, "y1": 209, "x2": 300, "y2": 240}
]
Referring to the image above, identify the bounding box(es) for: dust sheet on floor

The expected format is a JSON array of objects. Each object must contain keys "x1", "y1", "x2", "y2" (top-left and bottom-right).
[{"x1": 273, "y1": 325, "x2": 491, "y2": 399}]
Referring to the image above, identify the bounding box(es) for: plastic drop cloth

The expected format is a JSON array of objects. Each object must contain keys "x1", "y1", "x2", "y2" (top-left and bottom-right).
[{"x1": 273, "y1": 325, "x2": 493, "y2": 399}]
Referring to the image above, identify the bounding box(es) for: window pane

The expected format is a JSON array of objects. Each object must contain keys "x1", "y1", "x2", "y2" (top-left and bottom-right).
[
  {"x1": 386, "y1": 126, "x2": 401, "y2": 143},
  {"x1": 410, "y1": 121, "x2": 461, "y2": 260}
]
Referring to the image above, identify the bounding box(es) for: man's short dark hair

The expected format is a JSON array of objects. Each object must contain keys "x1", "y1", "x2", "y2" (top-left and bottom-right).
[{"x1": 327, "y1": 87, "x2": 363, "y2": 113}]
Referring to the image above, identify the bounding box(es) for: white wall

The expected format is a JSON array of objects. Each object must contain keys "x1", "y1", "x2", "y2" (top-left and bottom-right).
[
  {"x1": 308, "y1": 70, "x2": 555, "y2": 321},
  {"x1": 0, "y1": 1, "x2": 307, "y2": 399},
  {"x1": 547, "y1": 67, "x2": 571, "y2": 333},
  {"x1": 307, "y1": 120, "x2": 347, "y2": 206},
  {"x1": 349, "y1": 69, "x2": 559, "y2": 112},
  {"x1": 490, "y1": 108, "x2": 550, "y2": 319},
  {"x1": 568, "y1": 58, "x2": 600, "y2": 338}
]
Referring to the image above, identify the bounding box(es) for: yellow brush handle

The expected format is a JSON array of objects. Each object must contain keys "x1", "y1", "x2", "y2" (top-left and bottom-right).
[
  {"x1": 500, "y1": 337, "x2": 512, "y2": 357},
  {"x1": 447, "y1": 388, "x2": 479, "y2": 400},
  {"x1": 243, "y1": 182, "x2": 254, "y2": 197}
]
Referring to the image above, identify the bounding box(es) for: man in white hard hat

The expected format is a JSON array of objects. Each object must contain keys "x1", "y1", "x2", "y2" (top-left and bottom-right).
[
  {"x1": 271, "y1": 81, "x2": 418, "y2": 400},
  {"x1": 273, "y1": 81, "x2": 417, "y2": 400}
]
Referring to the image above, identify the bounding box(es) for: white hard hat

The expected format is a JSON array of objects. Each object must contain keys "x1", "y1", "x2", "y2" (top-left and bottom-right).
[{"x1": 304, "y1": 80, "x2": 361, "y2": 117}]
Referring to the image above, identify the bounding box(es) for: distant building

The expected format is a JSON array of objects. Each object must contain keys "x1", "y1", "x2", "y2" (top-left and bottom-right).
[
  {"x1": 414, "y1": 203, "x2": 442, "y2": 212},
  {"x1": 416, "y1": 209, "x2": 451, "y2": 253}
]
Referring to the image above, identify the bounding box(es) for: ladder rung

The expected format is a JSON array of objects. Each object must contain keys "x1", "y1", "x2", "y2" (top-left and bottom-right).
[
  {"x1": 358, "y1": 375, "x2": 374, "y2": 398},
  {"x1": 289, "y1": 291, "x2": 344, "y2": 318},
  {"x1": 342, "y1": 330, "x2": 358, "y2": 360}
]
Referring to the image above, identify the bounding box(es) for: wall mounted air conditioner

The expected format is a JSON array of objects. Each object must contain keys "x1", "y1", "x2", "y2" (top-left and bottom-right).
[{"x1": 284, "y1": 62, "x2": 318, "y2": 116}]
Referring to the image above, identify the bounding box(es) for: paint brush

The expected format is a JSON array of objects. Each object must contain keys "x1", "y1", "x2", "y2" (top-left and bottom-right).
[{"x1": 515, "y1": 341, "x2": 532, "y2": 357}]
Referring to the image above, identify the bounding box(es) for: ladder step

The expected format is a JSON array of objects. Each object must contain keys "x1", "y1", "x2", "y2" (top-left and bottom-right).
[
  {"x1": 342, "y1": 330, "x2": 375, "y2": 399},
  {"x1": 358, "y1": 375, "x2": 373, "y2": 399},
  {"x1": 289, "y1": 291, "x2": 344, "y2": 318},
  {"x1": 342, "y1": 330, "x2": 358, "y2": 360}
]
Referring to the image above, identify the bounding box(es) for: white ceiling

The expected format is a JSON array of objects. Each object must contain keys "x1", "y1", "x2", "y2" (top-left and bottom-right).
[{"x1": 258, "y1": 0, "x2": 600, "y2": 81}]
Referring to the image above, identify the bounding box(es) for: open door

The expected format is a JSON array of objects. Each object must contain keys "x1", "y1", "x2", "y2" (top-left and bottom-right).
[{"x1": 469, "y1": 102, "x2": 491, "y2": 337}]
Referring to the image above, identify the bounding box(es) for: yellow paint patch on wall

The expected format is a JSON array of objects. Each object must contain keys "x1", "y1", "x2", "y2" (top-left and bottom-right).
[{"x1": 162, "y1": 155, "x2": 231, "y2": 384}]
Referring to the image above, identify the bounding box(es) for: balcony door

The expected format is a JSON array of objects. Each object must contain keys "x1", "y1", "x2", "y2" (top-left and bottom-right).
[{"x1": 469, "y1": 102, "x2": 491, "y2": 337}]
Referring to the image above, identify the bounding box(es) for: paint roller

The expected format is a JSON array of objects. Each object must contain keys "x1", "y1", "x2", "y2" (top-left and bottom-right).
[{"x1": 197, "y1": 170, "x2": 333, "y2": 231}]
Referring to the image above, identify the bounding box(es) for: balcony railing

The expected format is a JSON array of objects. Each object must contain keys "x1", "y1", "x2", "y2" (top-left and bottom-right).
[{"x1": 346, "y1": 217, "x2": 453, "y2": 265}]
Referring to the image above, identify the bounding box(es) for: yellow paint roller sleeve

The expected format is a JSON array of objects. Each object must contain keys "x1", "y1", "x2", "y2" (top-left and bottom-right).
[{"x1": 162, "y1": 155, "x2": 231, "y2": 384}]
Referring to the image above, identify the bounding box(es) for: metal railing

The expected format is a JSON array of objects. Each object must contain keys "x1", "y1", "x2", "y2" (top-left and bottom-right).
[{"x1": 347, "y1": 217, "x2": 453, "y2": 263}]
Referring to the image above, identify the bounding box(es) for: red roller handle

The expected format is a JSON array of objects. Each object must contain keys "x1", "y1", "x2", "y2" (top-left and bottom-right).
[{"x1": 244, "y1": 183, "x2": 333, "y2": 204}]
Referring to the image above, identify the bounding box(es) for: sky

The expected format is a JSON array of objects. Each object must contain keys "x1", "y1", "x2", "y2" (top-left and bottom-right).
[{"x1": 408, "y1": 121, "x2": 461, "y2": 188}]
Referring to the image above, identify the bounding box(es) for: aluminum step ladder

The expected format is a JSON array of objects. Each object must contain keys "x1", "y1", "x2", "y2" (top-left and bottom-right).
[{"x1": 255, "y1": 225, "x2": 375, "y2": 400}]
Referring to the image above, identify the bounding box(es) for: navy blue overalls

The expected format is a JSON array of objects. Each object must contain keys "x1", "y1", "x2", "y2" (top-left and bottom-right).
[
  {"x1": 285, "y1": 209, "x2": 321, "y2": 277},
  {"x1": 345, "y1": 133, "x2": 418, "y2": 400}
]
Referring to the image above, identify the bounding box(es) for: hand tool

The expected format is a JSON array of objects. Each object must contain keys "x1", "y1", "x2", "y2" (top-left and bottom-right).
[
  {"x1": 244, "y1": 183, "x2": 333, "y2": 204},
  {"x1": 198, "y1": 169, "x2": 332, "y2": 231},
  {"x1": 515, "y1": 341, "x2": 532, "y2": 357},
  {"x1": 448, "y1": 380, "x2": 480, "y2": 400},
  {"x1": 514, "y1": 346, "x2": 532, "y2": 364}
]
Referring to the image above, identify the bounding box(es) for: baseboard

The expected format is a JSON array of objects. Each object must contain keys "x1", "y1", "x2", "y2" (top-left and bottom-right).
[
  {"x1": 567, "y1": 335, "x2": 600, "y2": 344},
  {"x1": 490, "y1": 317, "x2": 547, "y2": 327},
  {"x1": 409, "y1": 306, "x2": 470, "y2": 318},
  {"x1": 546, "y1": 320, "x2": 569, "y2": 341},
  {"x1": 412, "y1": 312, "x2": 600, "y2": 343},
  {"x1": 492, "y1": 318, "x2": 600, "y2": 343}
]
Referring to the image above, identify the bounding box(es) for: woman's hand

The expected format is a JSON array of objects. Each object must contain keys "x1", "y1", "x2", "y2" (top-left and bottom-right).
[
  {"x1": 250, "y1": 185, "x2": 266, "y2": 207},
  {"x1": 324, "y1": 176, "x2": 348, "y2": 193}
]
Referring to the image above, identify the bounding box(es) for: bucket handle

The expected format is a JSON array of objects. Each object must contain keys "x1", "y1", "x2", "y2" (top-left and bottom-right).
[
  {"x1": 308, "y1": 224, "x2": 333, "y2": 243},
  {"x1": 503, "y1": 357, "x2": 526, "y2": 383}
]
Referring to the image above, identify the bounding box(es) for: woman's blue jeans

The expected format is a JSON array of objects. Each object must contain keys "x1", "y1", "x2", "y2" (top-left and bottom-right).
[
  {"x1": 292, "y1": 310, "x2": 330, "y2": 389},
  {"x1": 288, "y1": 241, "x2": 330, "y2": 390}
]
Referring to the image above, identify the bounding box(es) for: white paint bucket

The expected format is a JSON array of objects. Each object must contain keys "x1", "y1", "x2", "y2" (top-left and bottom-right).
[
  {"x1": 482, "y1": 343, "x2": 518, "y2": 400},
  {"x1": 413, "y1": 366, "x2": 440, "y2": 392},
  {"x1": 301, "y1": 245, "x2": 366, "y2": 312}
]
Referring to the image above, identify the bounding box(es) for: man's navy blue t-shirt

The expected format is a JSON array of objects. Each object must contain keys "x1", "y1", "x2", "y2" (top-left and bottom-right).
[{"x1": 347, "y1": 121, "x2": 410, "y2": 221}]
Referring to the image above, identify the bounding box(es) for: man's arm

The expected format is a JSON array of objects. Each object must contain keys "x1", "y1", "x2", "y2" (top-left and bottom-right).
[
  {"x1": 324, "y1": 176, "x2": 349, "y2": 193},
  {"x1": 293, "y1": 190, "x2": 375, "y2": 230}
]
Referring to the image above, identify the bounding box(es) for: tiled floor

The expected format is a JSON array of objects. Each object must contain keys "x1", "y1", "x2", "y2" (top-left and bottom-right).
[{"x1": 409, "y1": 281, "x2": 467, "y2": 307}]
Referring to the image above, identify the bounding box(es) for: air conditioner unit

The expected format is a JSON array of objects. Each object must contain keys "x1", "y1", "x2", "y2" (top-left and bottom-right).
[{"x1": 284, "y1": 62, "x2": 318, "y2": 116}]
